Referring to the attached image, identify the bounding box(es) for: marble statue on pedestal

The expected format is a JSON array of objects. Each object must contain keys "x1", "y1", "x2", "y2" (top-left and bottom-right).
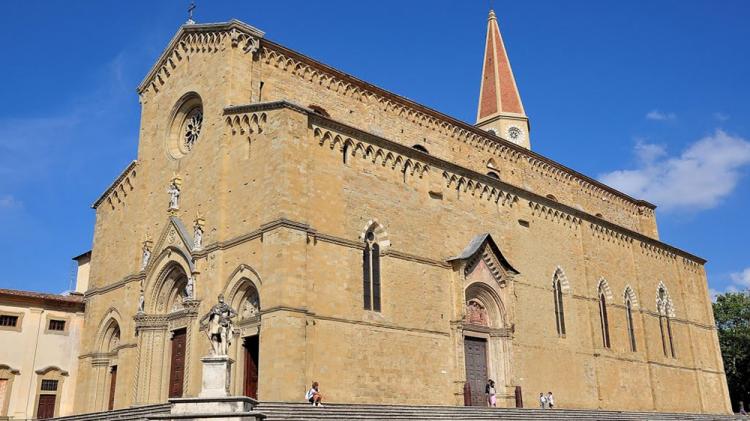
[{"x1": 199, "y1": 294, "x2": 237, "y2": 356}]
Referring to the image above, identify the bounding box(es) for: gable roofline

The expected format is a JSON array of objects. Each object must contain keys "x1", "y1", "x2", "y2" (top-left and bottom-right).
[
  {"x1": 447, "y1": 233, "x2": 520, "y2": 274},
  {"x1": 91, "y1": 160, "x2": 137, "y2": 209},
  {"x1": 136, "y1": 19, "x2": 265, "y2": 94}
]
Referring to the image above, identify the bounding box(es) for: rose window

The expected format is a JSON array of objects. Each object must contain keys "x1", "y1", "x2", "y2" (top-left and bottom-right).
[{"x1": 183, "y1": 107, "x2": 203, "y2": 150}]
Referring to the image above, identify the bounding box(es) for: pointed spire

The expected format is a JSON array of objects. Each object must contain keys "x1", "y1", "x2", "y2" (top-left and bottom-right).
[{"x1": 477, "y1": 9, "x2": 525, "y2": 122}]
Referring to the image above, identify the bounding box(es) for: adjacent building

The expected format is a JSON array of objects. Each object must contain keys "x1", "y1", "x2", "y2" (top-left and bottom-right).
[{"x1": 0, "y1": 287, "x2": 85, "y2": 419}]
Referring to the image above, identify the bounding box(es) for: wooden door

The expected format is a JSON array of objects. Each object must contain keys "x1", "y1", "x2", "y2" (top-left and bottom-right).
[
  {"x1": 463, "y1": 336, "x2": 488, "y2": 406},
  {"x1": 243, "y1": 336, "x2": 259, "y2": 398},
  {"x1": 108, "y1": 366, "x2": 117, "y2": 410},
  {"x1": 37, "y1": 394, "x2": 56, "y2": 419},
  {"x1": 169, "y1": 329, "x2": 187, "y2": 398}
]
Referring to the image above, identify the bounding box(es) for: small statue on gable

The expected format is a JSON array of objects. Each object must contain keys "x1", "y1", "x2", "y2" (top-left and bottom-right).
[{"x1": 167, "y1": 176, "x2": 182, "y2": 211}]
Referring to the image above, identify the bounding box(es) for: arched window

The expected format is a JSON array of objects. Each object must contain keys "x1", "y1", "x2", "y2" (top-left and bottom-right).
[
  {"x1": 657, "y1": 286, "x2": 676, "y2": 358},
  {"x1": 412, "y1": 144, "x2": 429, "y2": 154},
  {"x1": 363, "y1": 229, "x2": 381, "y2": 312},
  {"x1": 553, "y1": 278, "x2": 565, "y2": 336},
  {"x1": 625, "y1": 296, "x2": 636, "y2": 352},
  {"x1": 342, "y1": 142, "x2": 351, "y2": 164},
  {"x1": 486, "y1": 171, "x2": 500, "y2": 180},
  {"x1": 546, "y1": 194, "x2": 558, "y2": 202},
  {"x1": 598, "y1": 286, "x2": 611, "y2": 349}
]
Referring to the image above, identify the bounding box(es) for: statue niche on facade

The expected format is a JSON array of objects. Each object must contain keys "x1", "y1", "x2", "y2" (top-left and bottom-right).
[{"x1": 199, "y1": 294, "x2": 237, "y2": 356}]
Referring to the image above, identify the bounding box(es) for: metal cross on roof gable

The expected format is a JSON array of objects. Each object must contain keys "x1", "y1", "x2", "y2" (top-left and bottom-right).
[{"x1": 187, "y1": 1, "x2": 196, "y2": 24}]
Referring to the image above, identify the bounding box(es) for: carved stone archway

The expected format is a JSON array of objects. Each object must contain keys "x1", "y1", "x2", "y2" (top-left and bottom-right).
[
  {"x1": 448, "y1": 233, "x2": 518, "y2": 407},
  {"x1": 223, "y1": 265, "x2": 263, "y2": 397},
  {"x1": 134, "y1": 261, "x2": 200, "y2": 404}
]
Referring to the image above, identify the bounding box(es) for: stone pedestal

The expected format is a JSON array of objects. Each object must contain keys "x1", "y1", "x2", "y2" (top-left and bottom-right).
[
  {"x1": 199, "y1": 356, "x2": 233, "y2": 398},
  {"x1": 148, "y1": 355, "x2": 264, "y2": 420}
]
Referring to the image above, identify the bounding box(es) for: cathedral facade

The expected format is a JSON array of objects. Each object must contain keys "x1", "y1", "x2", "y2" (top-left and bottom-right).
[{"x1": 73, "y1": 12, "x2": 731, "y2": 415}]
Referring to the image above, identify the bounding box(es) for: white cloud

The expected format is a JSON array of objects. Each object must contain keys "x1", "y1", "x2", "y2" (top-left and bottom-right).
[
  {"x1": 646, "y1": 110, "x2": 676, "y2": 121},
  {"x1": 730, "y1": 268, "x2": 750, "y2": 288},
  {"x1": 713, "y1": 112, "x2": 730, "y2": 122},
  {"x1": 0, "y1": 195, "x2": 22, "y2": 209},
  {"x1": 599, "y1": 130, "x2": 750, "y2": 212}
]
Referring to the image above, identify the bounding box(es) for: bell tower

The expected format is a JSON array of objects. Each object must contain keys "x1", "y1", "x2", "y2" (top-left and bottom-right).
[{"x1": 476, "y1": 10, "x2": 530, "y2": 149}]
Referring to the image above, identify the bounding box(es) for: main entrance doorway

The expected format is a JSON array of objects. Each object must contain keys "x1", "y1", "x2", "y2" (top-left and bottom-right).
[
  {"x1": 243, "y1": 336, "x2": 259, "y2": 398},
  {"x1": 169, "y1": 328, "x2": 186, "y2": 398},
  {"x1": 464, "y1": 336, "x2": 488, "y2": 406}
]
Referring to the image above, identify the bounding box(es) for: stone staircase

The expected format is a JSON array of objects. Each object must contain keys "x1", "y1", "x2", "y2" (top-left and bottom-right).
[
  {"x1": 49, "y1": 401, "x2": 747, "y2": 421},
  {"x1": 50, "y1": 403, "x2": 171, "y2": 421},
  {"x1": 254, "y1": 402, "x2": 745, "y2": 421}
]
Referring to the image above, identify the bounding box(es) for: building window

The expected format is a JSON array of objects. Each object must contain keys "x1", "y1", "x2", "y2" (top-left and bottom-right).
[
  {"x1": 363, "y1": 230, "x2": 381, "y2": 312},
  {"x1": 598, "y1": 289, "x2": 610, "y2": 349},
  {"x1": 625, "y1": 297, "x2": 637, "y2": 352},
  {"x1": 343, "y1": 142, "x2": 351, "y2": 164},
  {"x1": 486, "y1": 171, "x2": 500, "y2": 180},
  {"x1": 657, "y1": 285, "x2": 676, "y2": 358},
  {"x1": 40, "y1": 380, "x2": 58, "y2": 391},
  {"x1": 553, "y1": 278, "x2": 566, "y2": 336},
  {"x1": 48, "y1": 320, "x2": 66, "y2": 332},
  {"x1": 0, "y1": 315, "x2": 18, "y2": 327}
]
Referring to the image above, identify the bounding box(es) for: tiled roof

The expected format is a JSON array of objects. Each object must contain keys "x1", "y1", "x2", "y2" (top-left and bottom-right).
[{"x1": 0, "y1": 288, "x2": 85, "y2": 309}]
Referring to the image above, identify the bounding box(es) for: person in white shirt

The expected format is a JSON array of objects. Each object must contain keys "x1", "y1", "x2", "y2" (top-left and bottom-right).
[
  {"x1": 485, "y1": 379, "x2": 497, "y2": 407},
  {"x1": 305, "y1": 381, "x2": 323, "y2": 406},
  {"x1": 539, "y1": 392, "x2": 547, "y2": 409},
  {"x1": 547, "y1": 391, "x2": 555, "y2": 409}
]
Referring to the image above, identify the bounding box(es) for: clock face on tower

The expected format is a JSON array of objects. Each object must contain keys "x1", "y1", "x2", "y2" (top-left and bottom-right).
[{"x1": 507, "y1": 126, "x2": 524, "y2": 143}]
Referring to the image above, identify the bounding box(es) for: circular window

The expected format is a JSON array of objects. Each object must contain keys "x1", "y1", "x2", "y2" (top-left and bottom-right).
[
  {"x1": 167, "y1": 93, "x2": 204, "y2": 159},
  {"x1": 507, "y1": 126, "x2": 522, "y2": 141},
  {"x1": 182, "y1": 107, "x2": 203, "y2": 151}
]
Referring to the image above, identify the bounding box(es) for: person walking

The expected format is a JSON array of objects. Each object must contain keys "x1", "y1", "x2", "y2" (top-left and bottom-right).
[
  {"x1": 485, "y1": 379, "x2": 497, "y2": 407},
  {"x1": 547, "y1": 391, "x2": 555, "y2": 409},
  {"x1": 305, "y1": 381, "x2": 323, "y2": 406},
  {"x1": 539, "y1": 392, "x2": 548, "y2": 409}
]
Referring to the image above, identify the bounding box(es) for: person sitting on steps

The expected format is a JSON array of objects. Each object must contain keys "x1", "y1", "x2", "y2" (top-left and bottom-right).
[{"x1": 305, "y1": 381, "x2": 323, "y2": 407}]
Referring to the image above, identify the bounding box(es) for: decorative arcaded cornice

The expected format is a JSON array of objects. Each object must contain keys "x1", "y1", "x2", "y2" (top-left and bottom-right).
[
  {"x1": 92, "y1": 160, "x2": 137, "y2": 210},
  {"x1": 137, "y1": 20, "x2": 264, "y2": 96},
  {"x1": 227, "y1": 101, "x2": 705, "y2": 265},
  {"x1": 256, "y1": 37, "x2": 658, "y2": 211}
]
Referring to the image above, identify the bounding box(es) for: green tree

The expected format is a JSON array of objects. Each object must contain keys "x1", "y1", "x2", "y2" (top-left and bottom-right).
[{"x1": 713, "y1": 291, "x2": 750, "y2": 413}]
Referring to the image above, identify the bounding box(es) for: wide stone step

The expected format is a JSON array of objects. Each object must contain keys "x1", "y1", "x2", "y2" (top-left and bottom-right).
[
  {"x1": 254, "y1": 402, "x2": 741, "y2": 421},
  {"x1": 51, "y1": 403, "x2": 172, "y2": 421}
]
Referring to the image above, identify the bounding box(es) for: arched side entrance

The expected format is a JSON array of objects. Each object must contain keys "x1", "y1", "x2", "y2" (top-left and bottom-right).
[
  {"x1": 448, "y1": 233, "x2": 518, "y2": 408},
  {"x1": 224, "y1": 265, "x2": 262, "y2": 399},
  {"x1": 88, "y1": 310, "x2": 124, "y2": 412}
]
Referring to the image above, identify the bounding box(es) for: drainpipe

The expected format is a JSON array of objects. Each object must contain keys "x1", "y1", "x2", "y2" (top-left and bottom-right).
[{"x1": 25, "y1": 308, "x2": 45, "y2": 417}]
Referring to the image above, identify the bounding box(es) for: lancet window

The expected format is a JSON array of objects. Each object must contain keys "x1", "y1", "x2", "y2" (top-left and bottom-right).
[
  {"x1": 625, "y1": 295, "x2": 637, "y2": 352},
  {"x1": 657, "y1": 285, "x2": 676, "y2": 358},
  {"x1": 598, "y1": 285, "x2": 611, "y2": 349},
  {"x1": 363, "y1": 229, "x2": 381, "y2": 312},
  {"x1": 553, "y1": 277, "x2": 566, "y2": 336}
]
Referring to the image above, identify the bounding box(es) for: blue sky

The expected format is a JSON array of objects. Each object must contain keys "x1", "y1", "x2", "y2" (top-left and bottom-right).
[{"x1": 1, "y1": 1, "x2": 748, "y2": 296}]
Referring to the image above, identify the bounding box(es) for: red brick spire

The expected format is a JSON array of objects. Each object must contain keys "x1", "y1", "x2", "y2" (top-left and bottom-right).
[{"x1": 477, "y1": 10, "x2": 525, "y2": 122}]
